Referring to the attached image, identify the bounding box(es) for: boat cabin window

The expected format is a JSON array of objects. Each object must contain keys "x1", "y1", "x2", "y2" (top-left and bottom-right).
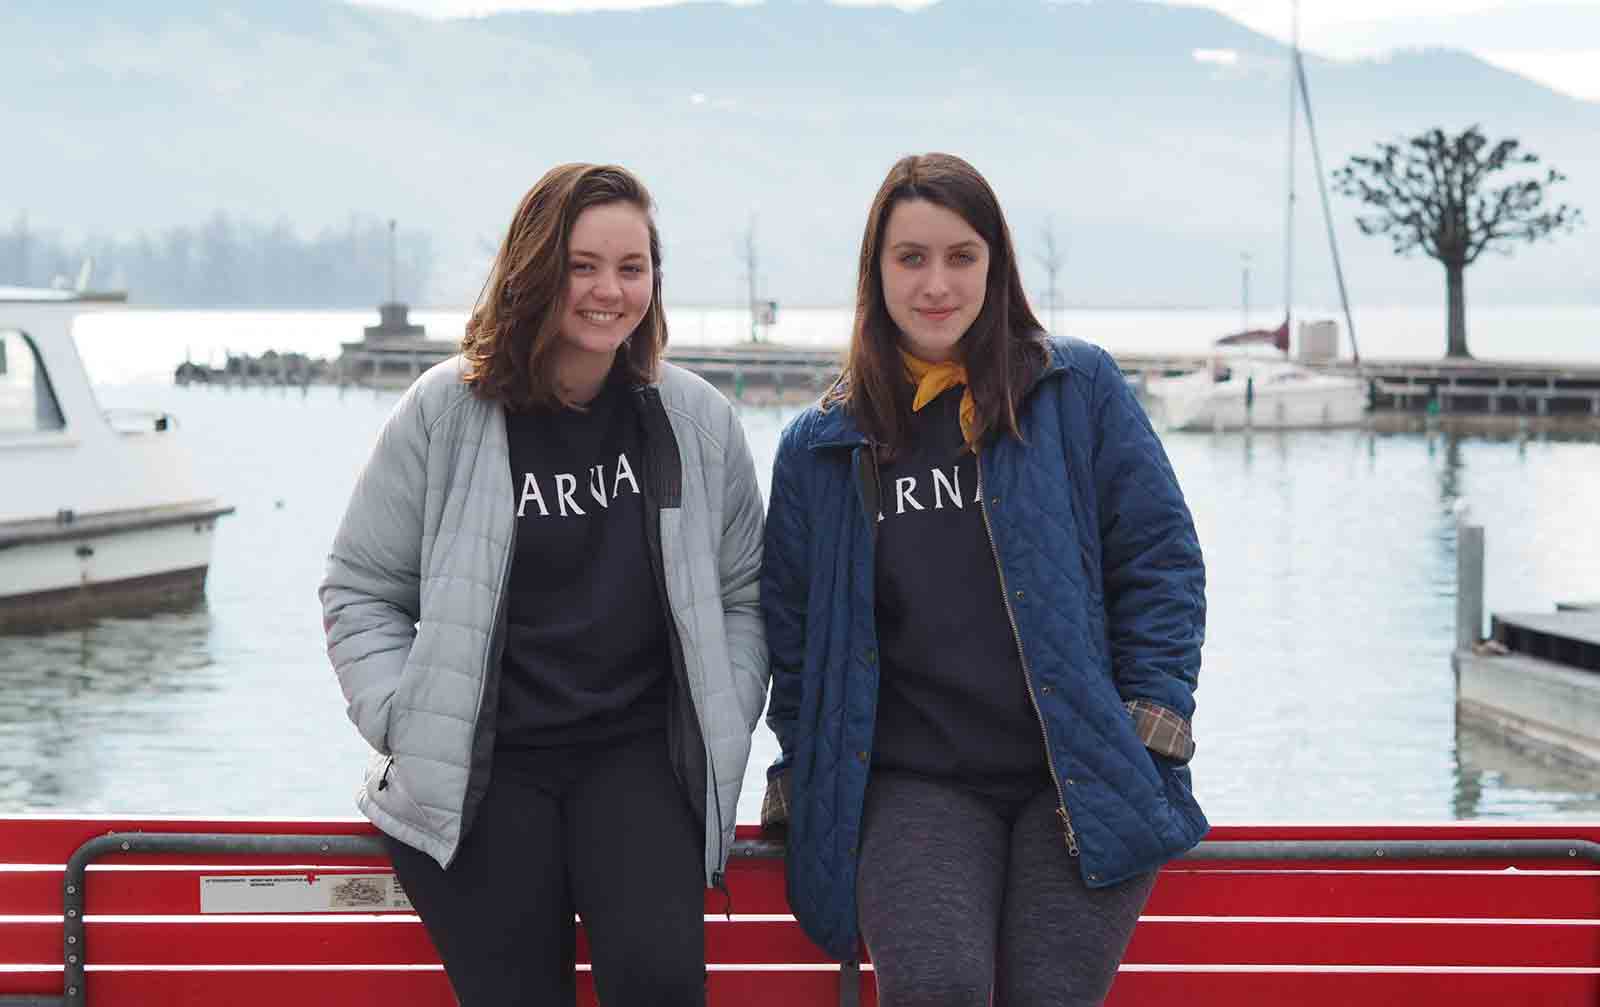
[{"x1": 0, "y1": 330, "x2": 66, "y2": 433}]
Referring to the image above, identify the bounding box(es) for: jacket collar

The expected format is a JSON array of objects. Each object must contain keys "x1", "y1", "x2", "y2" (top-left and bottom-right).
[
  {"x1": 1035, "y1": 335, "x2": 1074, "y2": 387},
  {"x1": 806, "y1": 402, "x2": 868, "y2": 451},
  {"x1": 805, "y1": 335, "x2": 1076, "y2": 451}
]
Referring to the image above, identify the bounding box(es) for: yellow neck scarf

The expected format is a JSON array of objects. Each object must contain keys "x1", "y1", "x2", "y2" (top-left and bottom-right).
[{"x1": 900, "y1": 349, "x2": 978, "y2": 448}]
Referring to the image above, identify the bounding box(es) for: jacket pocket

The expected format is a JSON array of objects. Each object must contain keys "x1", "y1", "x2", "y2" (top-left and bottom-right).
[
  {"x1": 1148, "y1": 750, "x2": 1206, "y2": 842},
  {"x1": 368, "y1": 753, "x2": 433, "y2": 832}
]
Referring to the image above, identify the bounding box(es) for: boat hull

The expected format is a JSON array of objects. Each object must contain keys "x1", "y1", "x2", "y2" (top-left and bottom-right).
[
  {"x1": 0, "y1": 504, "x2": 228, "y2": 632},
  {"x1": 1143, "y1": 363, "x2": 1369, "y2": 432},
  {"x1": 0, "y1": 563, "x2": 209, "y2": 631},
  {"x1": 1172, "y1": 383, "x2": 1367, "y2": 431}
]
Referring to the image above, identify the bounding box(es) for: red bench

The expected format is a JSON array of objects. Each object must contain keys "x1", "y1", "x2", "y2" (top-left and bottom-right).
[{"x1": 1, "y1": 817, "x2": 1596, "y2": 1005}]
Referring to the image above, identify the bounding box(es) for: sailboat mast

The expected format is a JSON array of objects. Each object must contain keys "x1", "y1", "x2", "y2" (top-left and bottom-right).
[
  {"x1": 1294, "y1": 49, "x2": 1363, "y2": 364},
  {"x1": 1282, "y1": 0, "x2": 1299, "y2": 337}
]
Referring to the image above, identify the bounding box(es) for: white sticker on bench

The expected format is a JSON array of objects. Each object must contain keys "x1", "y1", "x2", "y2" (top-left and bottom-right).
[{"x1": 199, "y1": 874, "x2": 413, "y2": 913}]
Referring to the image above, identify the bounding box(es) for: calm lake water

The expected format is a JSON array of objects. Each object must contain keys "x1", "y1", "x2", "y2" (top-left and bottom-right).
[{"x1": 3, "y1": 306, "x2": 1599, "y2": 824}]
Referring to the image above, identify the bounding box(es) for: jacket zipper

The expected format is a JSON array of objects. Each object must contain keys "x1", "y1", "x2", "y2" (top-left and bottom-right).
[
  {"x1": 638, "y1": 388, "x2": 726, "y2": 884},
  {"x1": 487, "y1": 520, "x2": 516, "y2": 684},
  {"x1": 845, "y1": 444, "x2": 880, "y2": 783},
  {"x1": 454, "y1": 503, "x2": 517, "y2": 854},
  {"x1": 867, "y1": 448, "x2": 882, "y2": 542},
  {"x1": 974, "y1": 455, "x2": 1079, "y2": 857}
]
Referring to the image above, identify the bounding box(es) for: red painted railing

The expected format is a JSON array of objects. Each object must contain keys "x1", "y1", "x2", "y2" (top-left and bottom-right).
[{"x1": 0, "y1": 818, "x2": 1596, "y2": 1006}]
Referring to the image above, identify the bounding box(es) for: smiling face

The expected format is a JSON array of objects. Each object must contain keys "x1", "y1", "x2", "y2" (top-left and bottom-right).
[
  {"x1": 878, "y1": 198, "x2": 990, "y2": 364},
  {"x1": 556, "y1": 201, "x2": 655, "y2": 363}
]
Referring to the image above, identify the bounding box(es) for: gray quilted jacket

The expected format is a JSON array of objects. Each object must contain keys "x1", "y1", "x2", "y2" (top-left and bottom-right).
[{"x1": 320, "y1": 357, "x2": 768, "y2": 884}]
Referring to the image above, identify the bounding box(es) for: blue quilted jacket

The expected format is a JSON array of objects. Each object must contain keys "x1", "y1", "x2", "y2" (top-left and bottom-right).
[{"x1": 762, "y1": 336, "x2": 1208, "y2": 961}]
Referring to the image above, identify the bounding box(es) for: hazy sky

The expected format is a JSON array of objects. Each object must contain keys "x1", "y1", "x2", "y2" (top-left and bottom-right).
[{"x1": 353, "y1": 0, "x2": 1600, "y2": 100}]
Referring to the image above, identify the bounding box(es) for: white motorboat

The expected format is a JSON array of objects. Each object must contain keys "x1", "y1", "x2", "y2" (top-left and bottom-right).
[{"x1": 0, "y1": 288, "x2": 233, "y2": 631}]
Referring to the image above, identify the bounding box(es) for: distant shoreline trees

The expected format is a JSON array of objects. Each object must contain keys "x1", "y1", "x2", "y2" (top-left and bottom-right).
[
  {"x1": 0, "y1": 212, "x2": 435, "y2": 309},
  {"x1": 1333, "y1": 126, "x2": 1582, "y2": 359}
]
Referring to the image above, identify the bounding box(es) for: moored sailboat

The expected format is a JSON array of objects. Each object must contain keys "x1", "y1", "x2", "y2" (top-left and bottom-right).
[{"x1": 1143, "y1": 0, "x2": 1368, "y2": 432}]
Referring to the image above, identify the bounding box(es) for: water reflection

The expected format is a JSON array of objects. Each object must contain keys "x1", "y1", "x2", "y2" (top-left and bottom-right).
[
  {"x1": 0, "y1": 606, "x2": 215, "y2": 808},
  {"x1": 1, "y1": 383, "x2": 1597, "y2": 821},
  {"x1": 1164, "y1": 423, "x2": 1599, "y2": 823},
  {"x1": 1437, "y1": 434, "x2": 1463, "y2": 513},
  {"x1": 1453, "y1": 715, "x2": 1600, "y2": 819}
]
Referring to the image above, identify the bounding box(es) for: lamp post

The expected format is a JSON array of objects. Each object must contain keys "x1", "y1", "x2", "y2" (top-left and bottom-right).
[{"x1": 1241, "y1": 251, "x2": 1251, "y2": 333}]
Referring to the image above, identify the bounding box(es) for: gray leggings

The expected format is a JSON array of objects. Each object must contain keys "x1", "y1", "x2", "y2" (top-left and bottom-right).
[{"x1": 856, "y1": 772, "x2": 1155, "y2": 1007}]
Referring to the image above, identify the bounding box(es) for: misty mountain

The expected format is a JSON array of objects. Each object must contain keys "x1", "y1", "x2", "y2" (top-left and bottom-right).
[{"x1": 7, "y1": 0, "x2": 1598, "y2": 312}]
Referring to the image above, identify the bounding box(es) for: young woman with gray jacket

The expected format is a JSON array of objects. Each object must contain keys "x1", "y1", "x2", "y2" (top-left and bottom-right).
[{"x1": 320, "y1": 163, "x2": 768, "y2": 1006}]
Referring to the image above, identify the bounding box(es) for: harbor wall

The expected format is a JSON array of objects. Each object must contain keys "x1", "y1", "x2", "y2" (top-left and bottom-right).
[{"x1": 1454, "y1": 649, "x2": 1600, "y2": 768}]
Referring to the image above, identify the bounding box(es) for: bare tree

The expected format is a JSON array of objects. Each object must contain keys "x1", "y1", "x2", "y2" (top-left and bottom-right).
[
  {"x1": 1034, "y1": 216, "x2": 1064, "y2": 335},
  {"x1": 1332, "y1": 125, "x2": 1581, "y2": 358}
]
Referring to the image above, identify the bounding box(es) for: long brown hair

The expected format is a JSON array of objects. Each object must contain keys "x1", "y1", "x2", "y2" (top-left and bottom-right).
[
  {"x1": 461, "y1": 163, "x2": 668, "y2": 409},
  {"x1": 824, "y1": 153, "x2": 1047, "y2": 454}
]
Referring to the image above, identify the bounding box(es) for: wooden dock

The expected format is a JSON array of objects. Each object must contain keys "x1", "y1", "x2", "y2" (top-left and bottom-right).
[
  {"x1": 671, "y1": 346, "x2": 1254, "y2": 404},
  {"x1": 1492, "y1": 611, "x2": 1600, "y2": 675},
  {"x1": 180, "y1": 339, "x2": 1600, "y2": 427},
  {"x1": 677, "y1": 347, "x2": 1600, "y2": 424},
  {"x1": 1316, "y1": 358, "x2": 1600, "y2": 421},
  {"x1": 660, "y1": 344, "x2": 840, "y2": 404}
]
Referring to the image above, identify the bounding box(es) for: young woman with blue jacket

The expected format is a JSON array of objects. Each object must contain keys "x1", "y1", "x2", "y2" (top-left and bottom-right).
[{"x1": 760, "y1": 153, "x2": 1207, "y2": 1006}]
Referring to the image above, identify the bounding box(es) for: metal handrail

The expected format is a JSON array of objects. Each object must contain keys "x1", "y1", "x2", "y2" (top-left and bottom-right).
[
  {"x1": 54, "y1": 833, "x2": 388, "y2": 1007},
  {"x1": 10, "y1": 830, "x2": 1600, "y2": 1007},
  {"x1": 1184, "y1": 838, "x2": 1600, "y2": 863}
]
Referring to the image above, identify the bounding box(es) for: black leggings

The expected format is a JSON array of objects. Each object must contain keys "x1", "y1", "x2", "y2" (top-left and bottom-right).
[
  {"x1": 383, "y1": 730, "x2": 705, "y2": 1006},
  {"x1": 856, "y1": 772, "x2": 1155, "y2": 1007}
]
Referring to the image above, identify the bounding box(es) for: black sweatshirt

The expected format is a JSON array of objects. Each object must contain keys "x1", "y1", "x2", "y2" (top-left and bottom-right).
[
  {"x1": 871, "y1": 387, "x2": 1052, "y2": 800},
  {"x1": 495, "y1": 375, "x2": 670, "y2": 754}
]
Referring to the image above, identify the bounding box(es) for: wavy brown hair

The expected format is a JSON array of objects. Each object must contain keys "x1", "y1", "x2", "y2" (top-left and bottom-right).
[
  {"x1": 461, "y1": 163, "x2": 668, "y2": 409},
  {"x1": 824, "y1": 153, "x2": 1048, "y2": 456}
]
